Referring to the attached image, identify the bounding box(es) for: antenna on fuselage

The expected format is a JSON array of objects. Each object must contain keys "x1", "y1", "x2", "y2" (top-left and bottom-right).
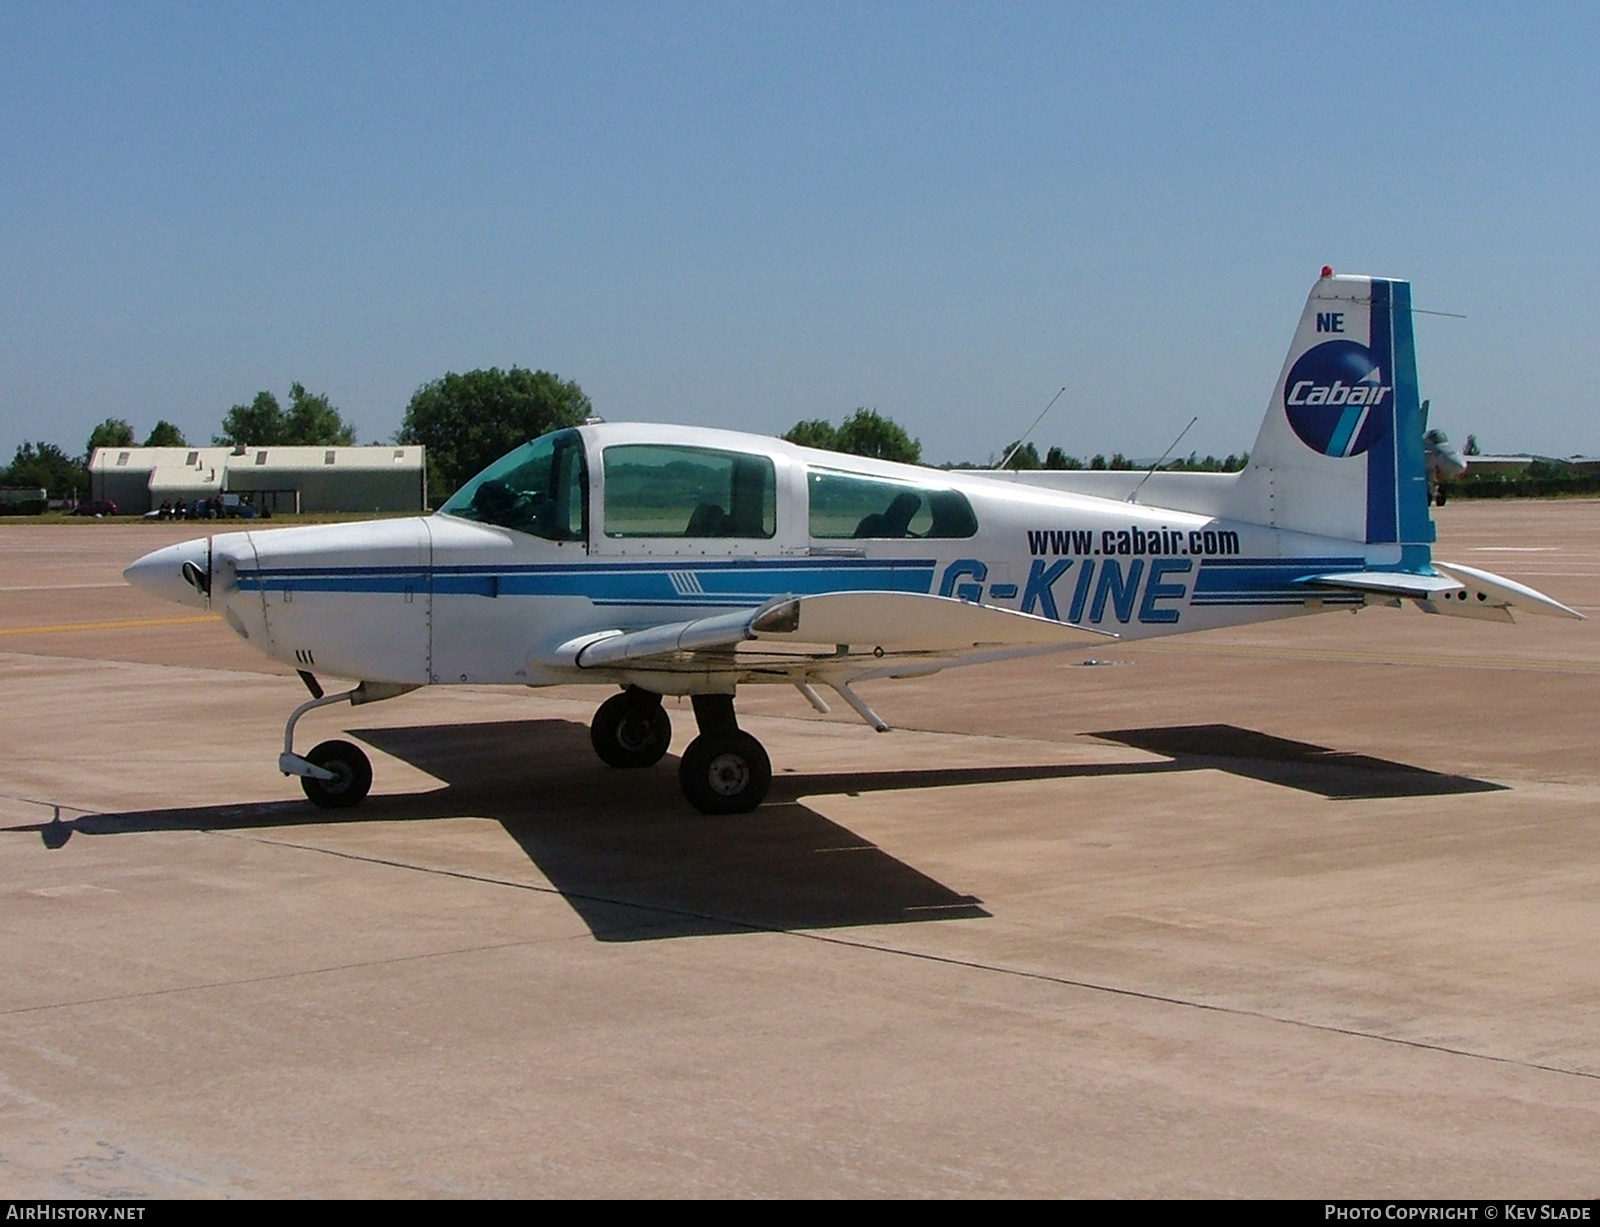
[
  {"x1": 1126, "y1": 415, "x2": 1198, "y2": 504},
  {"x1": 994, "y1": 386, "x2": 1067, "y2": 471}
]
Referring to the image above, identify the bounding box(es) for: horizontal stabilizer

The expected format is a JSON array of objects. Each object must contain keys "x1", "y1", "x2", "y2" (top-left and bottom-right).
[
  {"x1": 1299, "y1": 571, "x2": 1462, "y2": 600},
  {"x1": 1433, "y1": 561, "x2": 1584, "y2": 619},
  {"x1": 1299, "y1": 564, "x2": 1583, "y2": 621}
]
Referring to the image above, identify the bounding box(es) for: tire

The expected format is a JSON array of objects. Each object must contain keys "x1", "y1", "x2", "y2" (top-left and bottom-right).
[
  {"x1": 590, "y1": 692, "x2": 672, "y2": 768},
  {"x1": 301, "y1": 739, "x2": 373, "y2": 809},
  {"x1": 678, "y1": 730, "x2": 772, "y2": 815}
]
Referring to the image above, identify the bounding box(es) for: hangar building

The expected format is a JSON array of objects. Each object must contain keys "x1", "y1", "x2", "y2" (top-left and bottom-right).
[{"x1": 89, "y1": 445, "x2": 428, "y2": 515}]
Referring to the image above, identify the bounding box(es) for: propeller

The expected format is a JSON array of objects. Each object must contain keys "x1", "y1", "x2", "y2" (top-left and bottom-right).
[
  {"x1": 124, "y1": 536, "x2": 213, "y2": 609},
  {"x1": 181, "y1": 557, "x2": 210, "y2": 597}
]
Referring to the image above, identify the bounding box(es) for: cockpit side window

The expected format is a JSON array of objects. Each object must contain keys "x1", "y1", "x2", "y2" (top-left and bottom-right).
[
  {"x1": 603, "y1": 445, "x2": 776, "y2": 538},
  {"x1": 807, "y1": 469, "x2": 978, "y2": 539},
  {"x1": 438, "y1": 429, "x2": 588, "y2": 541}
]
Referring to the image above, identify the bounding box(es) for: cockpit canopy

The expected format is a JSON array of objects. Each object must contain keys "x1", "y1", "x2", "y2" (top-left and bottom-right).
[
  {"x1": 440, "y1": 427, "x2": 979, "y2": 543},
  {"x1": 437, "y1": 429, "x2": 587, "y2": 540}
]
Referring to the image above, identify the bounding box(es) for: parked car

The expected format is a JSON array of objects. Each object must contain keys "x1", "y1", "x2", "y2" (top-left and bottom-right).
[{"x1": 72, "y1": 500, "x2": 119, "y2": 517}]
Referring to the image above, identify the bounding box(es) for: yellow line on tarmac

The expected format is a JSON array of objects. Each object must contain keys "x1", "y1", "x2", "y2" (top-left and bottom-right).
[{"x1": 0, "y1": 614, "x2": 221, "y2": 636}]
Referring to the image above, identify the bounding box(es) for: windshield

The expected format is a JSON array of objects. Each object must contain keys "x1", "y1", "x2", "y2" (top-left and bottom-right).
[{"x1": 438, "y1": 430, "x2": 587, "y2": 540}]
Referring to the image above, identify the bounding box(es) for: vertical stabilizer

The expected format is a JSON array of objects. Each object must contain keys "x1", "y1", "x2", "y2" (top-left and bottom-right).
[{"x1": 1229, "y1": 271, "x2": 1434, "y2": 568}]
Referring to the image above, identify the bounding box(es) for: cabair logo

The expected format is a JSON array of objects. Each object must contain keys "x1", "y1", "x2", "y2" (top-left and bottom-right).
[{"x1": 1283, "y1": 339, "x2": 1391, "y2": 458}]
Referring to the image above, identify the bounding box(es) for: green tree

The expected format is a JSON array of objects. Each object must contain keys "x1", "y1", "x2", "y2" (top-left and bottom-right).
[
  {"x1": 398, "y1": 367, "x2": 592, "y2": 500},
  {"x1": 86, "y1": 418, "x2": 135, "y2": 456},
  {"x1": 833, "y1": 408, "x2": 921, "y2": 464},
  {"x1": 1464, "y1": 434, "x2": 1480, "y2": 456},
  {"x1": 1044, "y1": 446, "x2": 1082, "y2": 470},
  {"x1": 4, "y1": 442, "x2": 86, "y2": 499},
  {"x1": 143, "y1": 420, "x2": 188, "y2": 447},
  {"x1": 1162, "y1": 452, "x2": 1247, "y2": 472},
  {"x1": 781, "y1": 409, "x2": 920, "y2": 464},
  {"x1": 215, "y1": 384, "x2": 355, "y2": 447},
  {"x1": 284, "y1": 382, "x2": 356, "y2": 445},
  {"x1": 781, "y1": 419, "x2": 839, "y2": 450},
  {"x1": 215, "y1": 391, "x2": 285, "y2": 446},
  {"x1": 999, "y1": 441, "x2": 1041, "y2": 470}
]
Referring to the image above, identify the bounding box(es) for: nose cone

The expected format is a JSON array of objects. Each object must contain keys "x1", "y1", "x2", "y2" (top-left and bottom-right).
[{"x1": 124, "y1": 537, "x2": 212, "y2": 609}]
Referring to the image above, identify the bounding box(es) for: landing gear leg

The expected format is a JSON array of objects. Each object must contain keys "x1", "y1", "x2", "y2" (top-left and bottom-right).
[
  {"x1": 279, "y1": 677, "x2": 414, "y2": 809},
  {"x1": 590, "y1": 686, "x2": 673, "y2": 768},
  {"x1": 678, "y1": 694, "x2": 771, "y2": 814},
  {"x1": 279, "y1": 687, "x2": 373, "y2": 809}
]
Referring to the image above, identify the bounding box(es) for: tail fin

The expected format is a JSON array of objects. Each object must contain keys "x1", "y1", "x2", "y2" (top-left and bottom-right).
[{"x1": 1232, "y1": 271, "x2": 1434, "y2": 569}]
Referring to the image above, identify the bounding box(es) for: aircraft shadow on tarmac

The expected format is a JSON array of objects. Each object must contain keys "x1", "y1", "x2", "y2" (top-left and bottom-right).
[
  {"x1": 1089, "y1": 724, "x2": 1506, "y2": 801},
  {"x1": 10, "y1": 718, "x2": 1500, "y2": 941}
]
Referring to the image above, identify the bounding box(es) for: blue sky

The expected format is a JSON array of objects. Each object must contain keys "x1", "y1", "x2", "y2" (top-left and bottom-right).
[{"x1": 3, "y1": 3, "x2": 1597, "y2": 467}]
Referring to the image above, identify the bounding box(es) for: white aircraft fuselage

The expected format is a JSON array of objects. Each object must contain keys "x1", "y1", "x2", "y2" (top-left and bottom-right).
[{"x1": 129, "y1": 425, "x2": 1377, "y2": 690}]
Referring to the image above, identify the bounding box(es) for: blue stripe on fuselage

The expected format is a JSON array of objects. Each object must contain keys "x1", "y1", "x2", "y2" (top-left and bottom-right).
[
  {"x1": 1191, "y1": 556, "x2": 1365, "y2": 605},
  {"x1": 235, "y1": 557, "x2": 939, "y2": 604},
  {"x1": 234, "y1": 554, "x2": 1380, "y2": 614}
]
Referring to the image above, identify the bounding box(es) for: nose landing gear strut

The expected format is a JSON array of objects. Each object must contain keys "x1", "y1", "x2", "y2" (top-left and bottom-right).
[{"x1": 279, "y1": 672, "x2": 416, "y2": 809}]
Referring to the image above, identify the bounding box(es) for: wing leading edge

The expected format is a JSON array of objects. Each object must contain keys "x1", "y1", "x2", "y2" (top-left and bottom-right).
[
  {"x1": 544, "y1": 590, "x2": 1114, "y2": 671},
  {"x1": 536, "y1": 591, "x2": 1116, "y2": 728}
]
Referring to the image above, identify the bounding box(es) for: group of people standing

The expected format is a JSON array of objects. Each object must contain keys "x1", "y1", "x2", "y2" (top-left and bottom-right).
[{"x1": 155, "y1": 497, "x2": 267, "y2": 520}]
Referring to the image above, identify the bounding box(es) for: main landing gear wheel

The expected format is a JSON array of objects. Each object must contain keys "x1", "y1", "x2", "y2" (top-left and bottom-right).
[
  {"x1": 679, "y1": 730, "x2": 772, "y2": 815},
  {"x1": 300, "y1": 739, "x2": 373, "y2": 809},
  {"x1": 590, "y1": 689, "x2": 673, "y2": 768}
]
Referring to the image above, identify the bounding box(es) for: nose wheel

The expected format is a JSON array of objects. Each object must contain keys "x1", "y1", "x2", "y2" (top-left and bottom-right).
[{"x1": 300, "y1": 739, "x2": 373, "y2": 808}]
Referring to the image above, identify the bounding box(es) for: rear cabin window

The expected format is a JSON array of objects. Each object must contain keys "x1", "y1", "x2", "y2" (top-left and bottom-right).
[
  {"x1": 603, "y1": 445, "x2": 776, "y2": 538},
  {"x1": 808, "y1": 469, "x2": 978, "y2": 539}
]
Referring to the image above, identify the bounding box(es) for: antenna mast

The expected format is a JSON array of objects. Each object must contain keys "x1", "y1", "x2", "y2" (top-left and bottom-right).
[
  {"x1": 994, "y1": 386, "x2": 1067, "y2": 471},
  {"x1": 1126, "y1": 416, "x2": 1198, "y2": 504}
]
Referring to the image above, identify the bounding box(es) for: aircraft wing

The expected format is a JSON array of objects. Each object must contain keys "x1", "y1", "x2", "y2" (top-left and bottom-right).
[{"x1": 542, "y1": 590, "x2": 1114, "y2": 677}]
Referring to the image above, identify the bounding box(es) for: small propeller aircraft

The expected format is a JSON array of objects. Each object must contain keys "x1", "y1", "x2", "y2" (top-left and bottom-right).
[
  {"x1": 125, "y1": 270, "x2": 1581, "y2": 814},
  {"x1": 1421, "y1": 402, "x2": 1470, "y2": 505}
]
